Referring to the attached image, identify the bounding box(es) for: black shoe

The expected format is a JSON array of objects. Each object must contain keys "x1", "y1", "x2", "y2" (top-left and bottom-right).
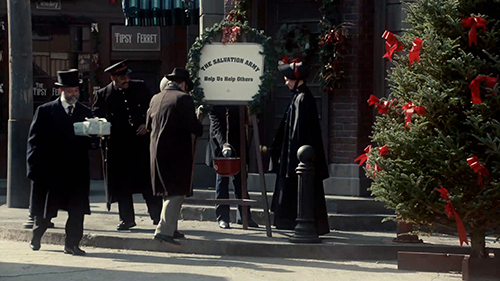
[
  {"x1": 30, "y1": 237, "x2": 41, "y2": 251},
  {"x1": 117, "y1": 221, "x2": 137, "y2": 231},
  {"x1": 64, "y1": 246, "x2": 86, "y2": 256},
  {"x1": 237, "y1": 219, "x2": 259, "y2": 228},
  {"x1": 154, "y1": 234, "x2": 180, "y2": 245},
  {"x1": 218, "y1": 221, "x2": 230, "y2": 229},
  {"x1": 173, "y1": 230, "x2": 185, "y2": 239}
]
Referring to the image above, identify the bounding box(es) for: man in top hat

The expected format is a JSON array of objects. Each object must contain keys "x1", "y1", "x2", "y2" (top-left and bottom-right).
[
  {"x1": 93, "y1": 60, "x2": 162, "y2": 230},
  {"x1": 147, "y1": 68, "x2": 203, "y2": 244},
  {"x1": 27, "y1": 69, "x2": 95, "y2": 255}
]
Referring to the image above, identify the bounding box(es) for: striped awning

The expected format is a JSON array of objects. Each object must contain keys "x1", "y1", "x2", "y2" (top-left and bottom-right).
[{"x1": 122, "y1": 0, "x2": 199, "y2": 26}]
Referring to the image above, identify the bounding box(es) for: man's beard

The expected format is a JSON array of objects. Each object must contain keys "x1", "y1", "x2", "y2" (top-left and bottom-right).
[{"x1": 66, "y1": 96, "x2": 79, "y2": 104}]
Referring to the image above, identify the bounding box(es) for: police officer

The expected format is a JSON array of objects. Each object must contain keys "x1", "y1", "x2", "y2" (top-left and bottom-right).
[{"x1": 93, "y1": 60, "x2": 162, "y2": 230}]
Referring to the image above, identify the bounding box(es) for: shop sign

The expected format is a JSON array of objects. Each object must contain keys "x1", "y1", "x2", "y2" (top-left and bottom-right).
[
  {"x1": 33, "y1": 79, "x2": 59, "y2": 101},
  {"x1": 198, "y1": 43, "x2": 264, "y2": 104},
  {"x1": 35, "y1": 0, "x2": 61, "y2": 10},
  {"x1": 111, "y1": 26, "x2": 161, "y2": 51},
  {"x1": 78, "y1": 54, "x2": 92, "y2": 72}
]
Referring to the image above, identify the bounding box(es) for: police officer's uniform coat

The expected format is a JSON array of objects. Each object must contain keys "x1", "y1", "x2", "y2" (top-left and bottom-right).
[{"x1": 93, "y1": 80, "x2": 153, "y2": 209}]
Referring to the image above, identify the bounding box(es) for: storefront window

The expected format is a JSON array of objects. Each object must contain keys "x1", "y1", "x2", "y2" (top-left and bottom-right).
[{"x1": 32, "y1": 23, "x2": 92, "y2": 107}]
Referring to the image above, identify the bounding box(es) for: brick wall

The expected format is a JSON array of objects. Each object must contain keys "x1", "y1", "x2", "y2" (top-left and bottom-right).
[{"x1": 329, "y1": 0, "x2": 375, "y2": 164}]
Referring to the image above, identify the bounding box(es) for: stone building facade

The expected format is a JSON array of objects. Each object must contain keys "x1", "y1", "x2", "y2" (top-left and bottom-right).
[{"x1": 0, "y1": 0, "x2": 409, "y2": 197}]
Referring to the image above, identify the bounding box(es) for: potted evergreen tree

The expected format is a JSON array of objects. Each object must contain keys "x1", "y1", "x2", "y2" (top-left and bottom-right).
[{"x1": 361, "y1": 0, "x2": 500, "y2": 271}]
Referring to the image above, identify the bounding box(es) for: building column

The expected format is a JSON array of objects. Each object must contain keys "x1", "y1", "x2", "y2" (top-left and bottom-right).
[{"x1": 199, "y1": 0, "x2": 224, "y2": 35}]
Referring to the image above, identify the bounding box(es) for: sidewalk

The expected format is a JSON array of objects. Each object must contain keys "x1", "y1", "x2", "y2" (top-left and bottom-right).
[{"x1": 0, "y1": 182, "x2": 498, "y2": 261}]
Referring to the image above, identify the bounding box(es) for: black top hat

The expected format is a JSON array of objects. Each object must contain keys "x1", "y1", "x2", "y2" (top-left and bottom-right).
[
  {"x1": 104, "y1": 59, "x2": 132, "y2": 76},
  {"x1": 54, "y1": 69, "x2": 82, "y2": 87},
  {"x1": 165, "y1": 68, "x2": 194, "y2": 92},
  {"x1": 278, "y1": 62, "x2": 309, "y2": 80}
]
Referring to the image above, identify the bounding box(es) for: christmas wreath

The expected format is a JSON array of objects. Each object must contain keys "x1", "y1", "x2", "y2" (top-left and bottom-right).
[
  {"x1": 319, "y1": 0, "x2": 348, "y2": 92},
  {"x1": 186, "y1": 20, "x2": 277, "y2": 114},
  {"x1": 274, "y1": 23, "x2": 313, "y2": 63}
]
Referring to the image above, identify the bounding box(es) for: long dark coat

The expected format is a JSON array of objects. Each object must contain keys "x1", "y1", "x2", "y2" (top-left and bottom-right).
[
  {"x1": 269, "y1": 84, "x2": 330, "y2": 235},
  {"x1": 146, "y1": 85, "x2": 203, "y2": 197},
  {"x1": 205, "y1": 106, "x2": 242, "y2": 167},
  {"x1": 26, "y1": 98, "x2": 93, "y2": 218},
  {"x1": 93, "y1": 80, "x2": 152, "y2": 209}
]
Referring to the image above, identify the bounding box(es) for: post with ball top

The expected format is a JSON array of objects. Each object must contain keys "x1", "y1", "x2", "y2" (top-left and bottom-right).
[{"x1": 289, "y1": 145, "x2": 321, "y2": 243}]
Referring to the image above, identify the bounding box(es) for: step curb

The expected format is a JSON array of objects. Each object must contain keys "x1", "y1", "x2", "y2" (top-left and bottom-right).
[
  {"x1": 179, "y1": 205, "x2": 397, "y2": 232},
  {"x1": 0, "y1": 227, "x2": 474, "y2": 261}
]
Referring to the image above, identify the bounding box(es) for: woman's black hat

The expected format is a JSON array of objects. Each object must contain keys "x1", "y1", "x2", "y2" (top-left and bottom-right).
[
  {"x1": 54, "y1": 69, "x2": 82, "y2": 87},
  {"x1": 278, "y1": 62, "x2": 309, "y2": 80},
  {"x1": 104, "y1": 59, "x2": 132, "y2": 76},
  {"x1": 165, "y1": 68, "x2": 194, "y2": 92}
]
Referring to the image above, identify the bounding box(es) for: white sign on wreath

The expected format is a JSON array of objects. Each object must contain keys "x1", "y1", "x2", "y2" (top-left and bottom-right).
[{"x1": 198, "y1": 43, "x2": 264, "y2": 104}]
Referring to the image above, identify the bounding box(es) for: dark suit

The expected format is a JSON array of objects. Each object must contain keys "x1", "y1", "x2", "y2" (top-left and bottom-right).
[
  {"x1": 93, "y1": 80, "x2": 162, "y2": 224},
  {"x1": 147, "y1": 85, "x2": 203, "y2": 196},
  {"x1": 205, "y1": 106, "x2": 254, "y2": 224},
  {"x1": 147, "y1": 84, "x2": 203, "y2": 237},
  {"x1": 26, "y1": 98, "x2": 93, "y2": 247}
]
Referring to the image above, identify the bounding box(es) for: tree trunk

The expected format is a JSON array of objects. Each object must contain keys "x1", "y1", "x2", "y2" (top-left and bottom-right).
[{"x1": 470, "y1": 229, "x2": 487, "y2": 258}]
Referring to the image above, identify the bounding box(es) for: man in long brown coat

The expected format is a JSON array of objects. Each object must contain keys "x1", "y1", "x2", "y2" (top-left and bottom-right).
[{"x1": 146, "y1": 68, "x2": 203, "y2": 244}]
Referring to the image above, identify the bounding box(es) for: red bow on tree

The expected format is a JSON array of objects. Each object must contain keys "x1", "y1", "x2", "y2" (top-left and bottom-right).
[
  {"x1": 462, "y1": 17, "x2": 487, "y2": 46},
  {"x1": 466, "y1": 156, "x2": 489, "y2": 186},
  {"x1": 469, "y1": 75, "x2": 498, "y2": 104},
  {"x1": 366, "y1": 162, "x2": 382, "y2": 178},
  {"x1": 435, "y1": 186, "x2": 469, "y2": 246},
  {"x1": 221, "y1": 26, "x2": 241, "y2": 44},
  {"x1": 379, "y1": 145, "x2": 389, "y2": 157},
  {"x1": 368, "y1": 95, "x2": 390, "y2": 114},
  {"x1": 355, "y1": 145, "x2": 372, "y2": 166},
  {"x1": 382, "y1": 30, "x2": 403, "y2": 61},
  {"x1": 402, "y1": 102, "x2": 426, "y2": 129},
  {"x1": 409, "y1": 38, "x2": 423, "y2": 66}
]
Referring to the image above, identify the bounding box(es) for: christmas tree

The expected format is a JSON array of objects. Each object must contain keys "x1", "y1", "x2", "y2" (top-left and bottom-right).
[{"x1": 363, "y1": 0, "x2": 500, "y2": 258}]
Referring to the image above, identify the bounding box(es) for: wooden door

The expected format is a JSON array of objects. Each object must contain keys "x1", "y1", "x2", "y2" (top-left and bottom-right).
[{"x1": 264, "y1": 0, "x2": 328, "y2": 165}]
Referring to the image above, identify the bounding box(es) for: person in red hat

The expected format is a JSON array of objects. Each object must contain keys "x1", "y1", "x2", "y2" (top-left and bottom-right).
[
  {"x1": 93, "y1": 60, "x2": 162, "y2": 231},
  {"x1": 27, "y1": 69, "x2": 95, "y2": 255},
  {"x1": 269, "y1": 62, "x2": 330, "y2": 235}
]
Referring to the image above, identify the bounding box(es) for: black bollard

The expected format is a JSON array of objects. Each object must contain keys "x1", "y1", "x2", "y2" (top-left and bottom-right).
[{"x1": 289, "y1": 145, "x2": 321, "y2": 243}]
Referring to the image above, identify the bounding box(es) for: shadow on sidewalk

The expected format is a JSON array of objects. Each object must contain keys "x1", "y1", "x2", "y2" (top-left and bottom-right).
[
  {"x1": 82, "y1": 251, "x2": 403, "y2": 274},
  {"x1": 0, "y1": 261, "x2": 227, "y2": 281}
]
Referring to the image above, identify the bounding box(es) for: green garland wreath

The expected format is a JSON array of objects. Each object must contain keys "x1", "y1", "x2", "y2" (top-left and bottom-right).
[
  {"x1": 274, "y1": 23, "x2": 313, "y2": 62},
  {"x1": 319, "y1": 0, "x2": 348, "y2": 92},
  {"x1": 186, "y1": 20, "x2": 277, "y2": 115}
]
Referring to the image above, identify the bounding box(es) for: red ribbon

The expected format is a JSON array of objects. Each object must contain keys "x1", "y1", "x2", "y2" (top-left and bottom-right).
[
  {"x1": 281, "y1": 55, "x2": 301, "y2": 65},
  {"x1": 409, "y1": 38, "x2": 423, "y2": 66},
  {"x1": 355, "y1": 145, "x2": 372, "y2": 166},
  {"x1": 466, "y1": 156, "x2": 489, "y2": 186},
  {"x1": 402, "y1": 102, "x2": 426, "y2": 129},
  {"x1": 368, "y1": 95, "x2": 389, "y2": 114},
  {"x1": 379, "y1": 145, "x2": 389, "y2": 157},
  {"x1": 469, "y1": 75, "x2": 498, "y2": 104},
  {"x1": 435, "y1": 186, "x2": 469, "y2": 246},
  {"x1": 382, "y1": 30, "x2": 403, "y2": 61},
  {"x1": 221, "y1": 26, "x2": 241, "y2": 44},
  {"x1": 462, "y1": 17, "x2": 487, "y2": 46}
]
